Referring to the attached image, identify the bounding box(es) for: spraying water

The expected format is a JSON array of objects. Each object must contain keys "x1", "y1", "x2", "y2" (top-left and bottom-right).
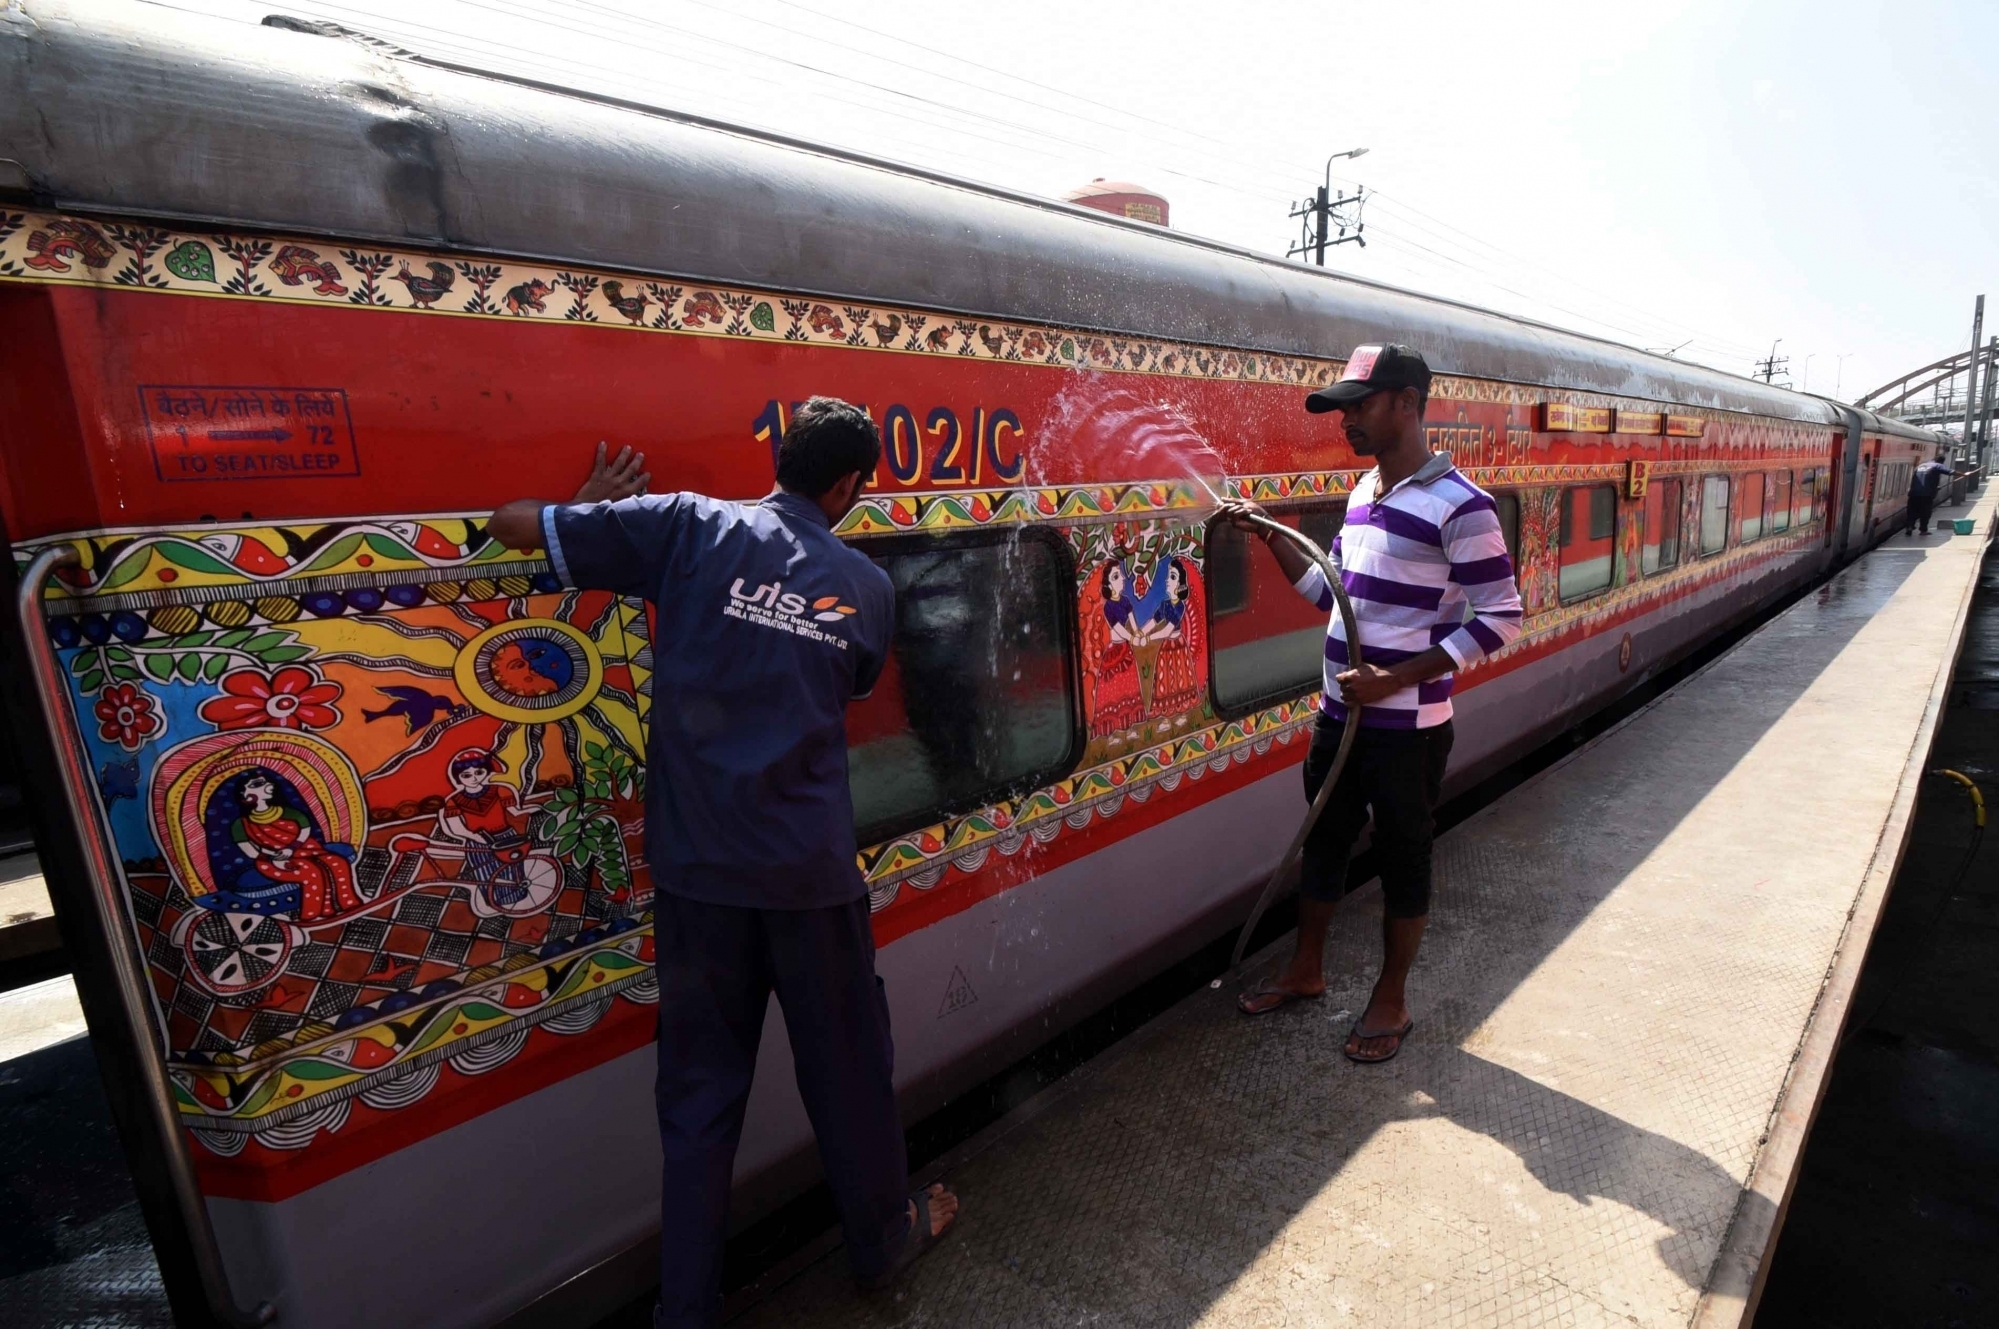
[
  {"x1": 1027, "y1": 381, "x2": 1234, "y2": 519},
  {"x1": 1020, "y1": 376, "x2": 1365, "y2": 990}
]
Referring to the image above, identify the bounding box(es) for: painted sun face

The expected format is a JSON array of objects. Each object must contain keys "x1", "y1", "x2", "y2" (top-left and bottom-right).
[{"x1": 491, "y1": 643, "x2": 560, "y2": 698}]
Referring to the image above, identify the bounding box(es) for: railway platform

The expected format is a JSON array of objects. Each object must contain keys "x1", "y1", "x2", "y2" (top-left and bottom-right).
[{"x1": 725, "y1": 486, "x2": 1999, "y2": 1329}]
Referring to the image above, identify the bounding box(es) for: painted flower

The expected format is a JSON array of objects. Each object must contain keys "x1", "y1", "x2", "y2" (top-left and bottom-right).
[
  {"x1": 199, "y1": 666, "x2": 342, "y2": 731},
  {"x1": 93, "y1": 683, "x2": 163, "y2": 751}
]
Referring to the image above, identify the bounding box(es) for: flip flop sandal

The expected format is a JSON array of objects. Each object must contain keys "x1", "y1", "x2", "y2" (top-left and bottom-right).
[
  {"x1": 857, "y1": 1186, "x2": 955, "y2": 1291},
  {"x1": 1344, "y1": 1019, "x2": 1414, "y2": 1064},
  {"x1": 1236, "y1": 987, "x2": 1326, "y2": 1016}
]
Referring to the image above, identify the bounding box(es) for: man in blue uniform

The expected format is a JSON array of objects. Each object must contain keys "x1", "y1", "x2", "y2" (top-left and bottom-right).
[{"x1": 490, "y1": 398, "x2": 959, "y2": 1328}]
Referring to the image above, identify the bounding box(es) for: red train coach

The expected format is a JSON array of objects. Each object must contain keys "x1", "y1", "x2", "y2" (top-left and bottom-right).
[{"x1": 0, "y1": 4, "x2": 1945, "y2": 1325}]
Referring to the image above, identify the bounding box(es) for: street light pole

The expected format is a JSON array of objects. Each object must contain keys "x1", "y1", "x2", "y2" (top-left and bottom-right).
[
  {"x1": 1834, "y1": 353, "x2": 1852, "y2": 400},
  {"x1": 1802, "y1": 353, "x2": 1816, "y2": 393}
]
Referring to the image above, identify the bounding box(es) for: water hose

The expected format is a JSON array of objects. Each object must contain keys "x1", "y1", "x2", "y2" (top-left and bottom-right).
[{"x1": 1213, "y1": 511, "x2": 1366, "y2": 982}]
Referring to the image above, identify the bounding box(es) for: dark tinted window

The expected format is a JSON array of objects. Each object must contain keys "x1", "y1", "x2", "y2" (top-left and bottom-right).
[
  {"x1": 1208, "y1": 503, "x2": 1344, "y2": 713},
  {"x1": 848, "y1": 534, "x2": 1076, "y2": 840},
  {"x1": 1206, "y1": 520, "x2": 1251, "y2": 616},
  {"x1": 1493, "y1": 492, "x2": 1521, "y2": 568}
]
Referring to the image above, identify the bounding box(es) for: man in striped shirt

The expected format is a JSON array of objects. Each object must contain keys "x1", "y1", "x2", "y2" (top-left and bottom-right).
[{"x1": 1222, "y1": 344, "x2": 1522, "y2": 1063}]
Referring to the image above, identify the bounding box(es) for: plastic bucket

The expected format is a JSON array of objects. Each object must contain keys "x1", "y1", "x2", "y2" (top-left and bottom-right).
[{"x1": 1954, "y1": 518, "x2": 1976, "y2": 536}]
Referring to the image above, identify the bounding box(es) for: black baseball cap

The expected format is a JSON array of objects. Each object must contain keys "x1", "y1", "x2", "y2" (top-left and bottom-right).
[{"x1": 1305, "y1": 343, "x2": 1432, "y2": 413}]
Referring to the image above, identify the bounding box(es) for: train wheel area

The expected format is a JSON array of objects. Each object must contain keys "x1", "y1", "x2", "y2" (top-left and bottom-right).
[{"x1": 696, "y1": 486, "x2": 1997, "y2": 1328}]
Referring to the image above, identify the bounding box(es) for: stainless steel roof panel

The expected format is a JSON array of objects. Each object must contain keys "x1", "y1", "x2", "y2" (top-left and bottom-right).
[{"x1": 2, "y1": 1, "x2": 1838, "y2": 425}]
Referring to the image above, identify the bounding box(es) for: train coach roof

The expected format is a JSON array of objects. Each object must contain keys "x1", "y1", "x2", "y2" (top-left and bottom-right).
[{"x1": 3, "y1": 1, "x2": 1833, "y2": 427}]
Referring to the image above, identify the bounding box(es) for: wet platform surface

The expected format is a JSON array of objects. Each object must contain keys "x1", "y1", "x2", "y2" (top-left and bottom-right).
[{"x1": 730, "y1": 493, "x2": 1999, "y2": 1329}]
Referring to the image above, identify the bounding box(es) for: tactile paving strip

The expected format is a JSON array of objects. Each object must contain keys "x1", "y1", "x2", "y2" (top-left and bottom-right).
[{"x1": 730, "y1": 527, "x2": 1983, "y2": 1328}]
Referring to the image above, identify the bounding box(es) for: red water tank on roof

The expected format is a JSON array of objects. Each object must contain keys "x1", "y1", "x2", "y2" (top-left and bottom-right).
[{"x1": 1064, "y1": 178, "x2": 1170, "y2": 228}]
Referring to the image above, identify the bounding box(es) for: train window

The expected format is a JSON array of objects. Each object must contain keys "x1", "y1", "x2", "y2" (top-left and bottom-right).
[
  {"x1": 1641, "y1": 477, "x2": 1683, "y2": 574},
  {"x1": 1771, "y1": 471, "x2": 1792, "y2": 533},
  {"x1": 1699, "y1": 475, "x2": 1730, "y2": 555},
  {"x1": 1739, "y1": 472, "x2": 1765, "y2": 543},
  {"x1": 1206, "y1": 519, "x2": 1251, "y2": 616},
  {"x1": 1557, "y1": 485, "x2": 1616, "y2": 601},
  {"x1": 847, "y1": 531, "x2": 1079, "y2": 842},
  {"x1": 1796, "y1": 469, "x2": 1817, "y2": 526},
  {"x1": 1493, "y1": 492, "x2": 1521, "y2": 568},
  {"x1": 1208, "y1": 503, "x2": 1346, "y2": 713}
]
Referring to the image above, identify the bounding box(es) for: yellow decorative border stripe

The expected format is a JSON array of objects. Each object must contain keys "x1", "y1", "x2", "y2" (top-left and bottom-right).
[
  {"x1": 0, "y1": 212, "x2": 1847, "y2": 440},
  {"x1": 0, "y1": 210, "x2": 1343, "y2": 389}
]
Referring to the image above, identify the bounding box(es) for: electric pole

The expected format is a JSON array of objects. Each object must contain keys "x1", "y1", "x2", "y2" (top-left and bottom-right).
[
  {"x1": 1288, "y1": 147, "x2": 1370, "y2": 265},
  {"x1": 1754, "y1": 340, "x2": 1791, "y2": 386}
]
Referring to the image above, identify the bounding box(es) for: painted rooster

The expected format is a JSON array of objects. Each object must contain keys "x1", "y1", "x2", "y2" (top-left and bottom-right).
[
  {"x1": 600, "y1": 280, "x2": 651, "y2": 325},
  {"x1": 392, "y1": 260, "x2": 456, "y2": 308}
]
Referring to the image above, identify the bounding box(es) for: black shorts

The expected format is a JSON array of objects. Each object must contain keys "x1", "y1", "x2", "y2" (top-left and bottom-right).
[{"x1": 1298, "y1": 716, "x2": 1453, "y2": 918}]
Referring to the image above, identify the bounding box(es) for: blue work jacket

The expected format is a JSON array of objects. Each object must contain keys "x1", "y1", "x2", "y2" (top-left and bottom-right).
[{"x1": 543, "y1": 490, "x2": 894, "y2": 909}]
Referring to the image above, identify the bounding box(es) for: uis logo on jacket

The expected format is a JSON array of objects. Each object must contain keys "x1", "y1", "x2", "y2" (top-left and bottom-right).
[{"x1": 725, "y1": 578, "x2": 860, "y2": 647}]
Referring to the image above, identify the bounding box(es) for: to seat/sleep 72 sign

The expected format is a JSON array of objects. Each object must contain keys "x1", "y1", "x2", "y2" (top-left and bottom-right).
[{"x1": 138, "y1": 385, "x2": 360, "y2": 482}]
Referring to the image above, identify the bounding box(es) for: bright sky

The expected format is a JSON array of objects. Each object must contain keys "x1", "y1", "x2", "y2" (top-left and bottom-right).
[{"x1": 178, "y1": 0, "x2": 1999, "y2": 405}]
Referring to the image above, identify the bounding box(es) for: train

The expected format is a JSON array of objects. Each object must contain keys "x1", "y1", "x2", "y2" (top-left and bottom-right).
[{"x1": 0, "y1": 4, "x2": 1950, "y2": 1327}]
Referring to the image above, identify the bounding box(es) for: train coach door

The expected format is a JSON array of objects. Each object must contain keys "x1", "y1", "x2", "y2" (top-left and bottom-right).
[
  {"x1": 1862, "y1": 446, "x2": 1880, "y2": 535},
  {"x1": 1832, "y1": 409, "x2": 1864, "y2": 559}
]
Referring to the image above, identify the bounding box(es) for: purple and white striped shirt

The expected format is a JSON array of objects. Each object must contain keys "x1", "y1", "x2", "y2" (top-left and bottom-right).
[{"x1": 1293, "y1": 453, "x2": 1523, "y2": 729}]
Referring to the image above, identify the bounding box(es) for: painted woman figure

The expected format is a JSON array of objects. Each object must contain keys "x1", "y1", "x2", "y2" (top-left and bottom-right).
[
  {"x1": 435, "y1": 748, "x2": 536, "y2": 905},
  {"x1": 1147, "y1": 557, "x2": 1206, "y2": 717},
  {"x1": 1090, "y1": 561, "x2": 1146, "y2": 733},
  {"x1": 212, "y1": 766, "x2": 362, "y2": 923}
]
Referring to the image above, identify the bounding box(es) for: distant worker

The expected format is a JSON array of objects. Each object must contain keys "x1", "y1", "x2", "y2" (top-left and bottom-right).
[
  {"x1": 489, "y1": 399, "x2": 958, "y2": 1329},
  {"x1": 1219, "y1": 345, "x2": 1522, "y2": 1063},
  {"x1": 1908, "y1": 448, "x2": 1952, "y2": 536}
]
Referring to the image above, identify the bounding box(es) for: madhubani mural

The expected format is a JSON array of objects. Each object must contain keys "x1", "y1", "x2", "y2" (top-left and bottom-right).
[
  {"x1": 1071, "y1": 519, "x2": 1209, "y2": 754},
  {"x1": 32, "y1": 521, "x2": 657, "y2": 1157},
  {"x1": 1514, "y1": 488, "x2": 1563, "y2": 615}
]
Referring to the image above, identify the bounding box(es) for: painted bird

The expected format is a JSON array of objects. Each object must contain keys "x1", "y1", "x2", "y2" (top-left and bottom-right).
[
  {"x1": 392, "y1": 260, "x2": 456, "y2": 308},
  {"x1": 599, "y1": 280, "x2": 651, "y2": 325},
  {"x1": 362, "y1": 686, "x2": 458, "y2": 734}
]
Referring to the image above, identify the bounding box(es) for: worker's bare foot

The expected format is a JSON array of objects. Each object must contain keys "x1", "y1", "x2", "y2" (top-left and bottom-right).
[
  {"x1": 912, "y1": 1182, "x2": 960, "y2": 1237},
  {"x1": 1237, "y1": 971, "x2": 1326, "y2": 1015},
  {"x1": 1345, "y1": 994, "x2": 1413, "y2": 1063}
]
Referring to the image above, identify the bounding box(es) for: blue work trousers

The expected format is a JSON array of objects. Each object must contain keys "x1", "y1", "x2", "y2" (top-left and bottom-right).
[{"x1": 652, "y1": 891, "x2": 909, "y2": 1328}]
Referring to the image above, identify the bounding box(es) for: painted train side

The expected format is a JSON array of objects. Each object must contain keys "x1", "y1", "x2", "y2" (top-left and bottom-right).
[{"x1": 0, "y1": 5, "x2": 1947, "y2": 1326}]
